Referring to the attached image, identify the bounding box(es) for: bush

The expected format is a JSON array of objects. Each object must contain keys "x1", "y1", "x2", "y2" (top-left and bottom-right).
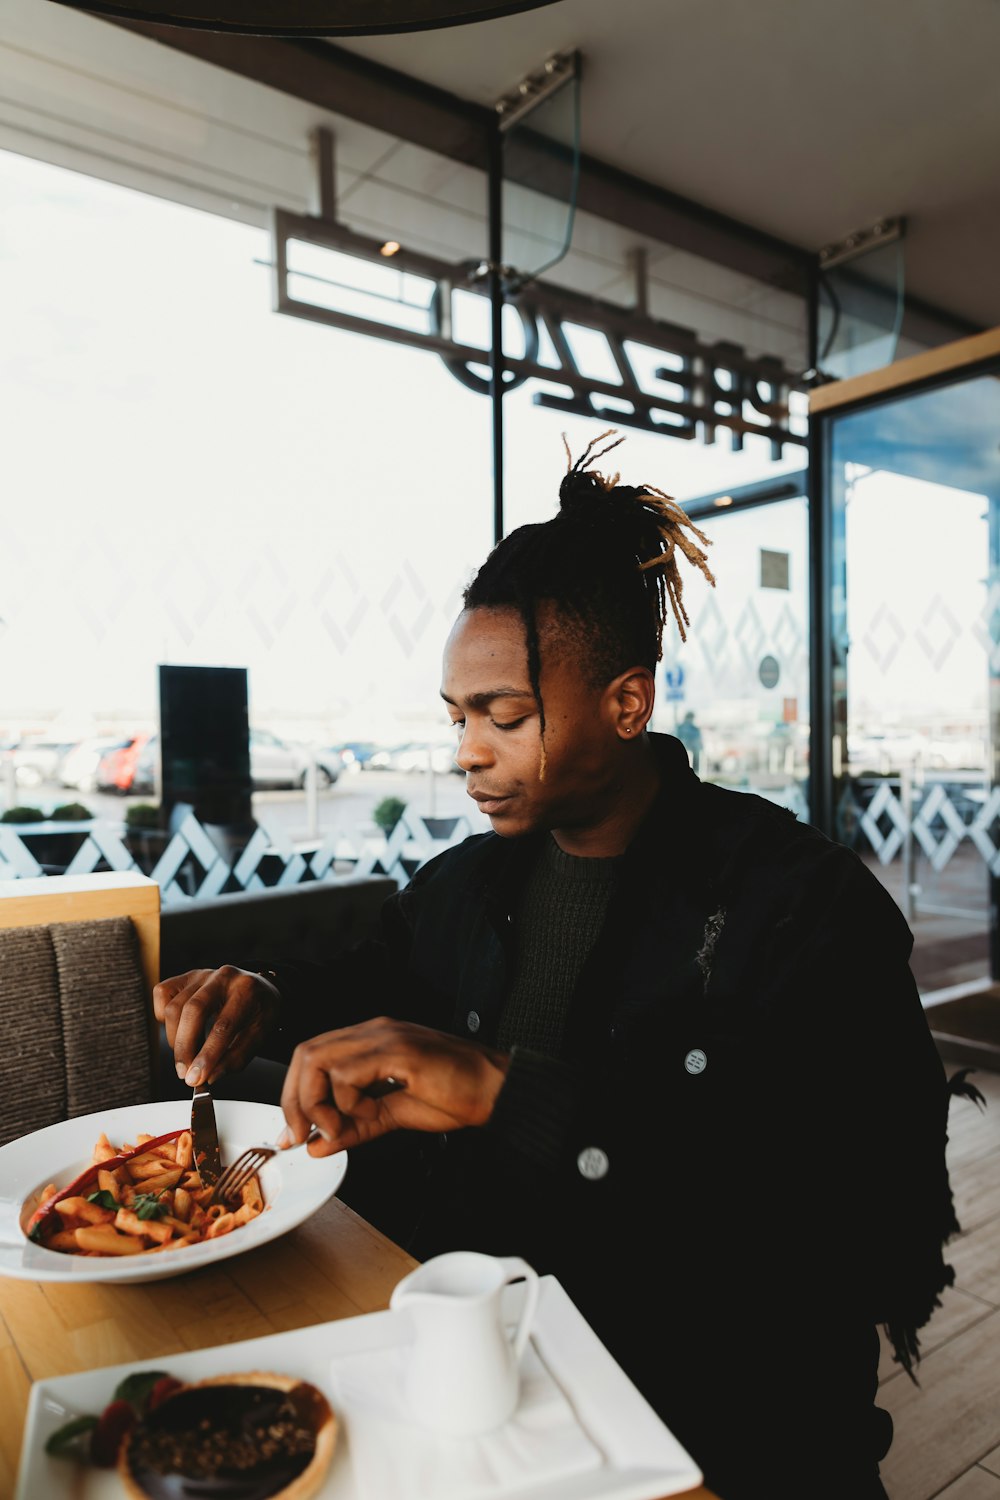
[
  {"x1": 125, "y1": 802, "x2": 162, "y2": 831},
  {"x1": 372, "y1": 796, "x2": 406, "y2": 836},
  {"x1": 50, "y1": 802, "x2": 94, "y2": 821},
  {"x1": 0, "y1": 805, "x2": 46, "y2": 824}
]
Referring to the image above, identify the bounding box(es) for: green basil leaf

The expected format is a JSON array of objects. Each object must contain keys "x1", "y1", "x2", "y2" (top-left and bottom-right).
[
  {"x1": 86, "y1": 1190, "x2": 118, "y2": 1211},
  {"x1": 132, "y1": 1193, "x2": 167, "y2": 1221},
  {"x1": 44, "y1": 1414, "x2": 97, "y2": 1459},
  {"x1": 113, "y1": 1370, "x2": 171, "y2": 1413}
]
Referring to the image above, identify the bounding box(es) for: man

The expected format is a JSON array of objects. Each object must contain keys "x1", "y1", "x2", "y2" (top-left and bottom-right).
[
  {"x1": 156, "y1": 434, "x2": 962, "y2": 1499},
  {"x1": 675, "y1": 708, "x2": 704, "y2": 772}
]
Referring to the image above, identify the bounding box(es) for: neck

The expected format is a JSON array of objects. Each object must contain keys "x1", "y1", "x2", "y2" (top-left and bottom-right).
[{"x1": 551, "y1": 736, "x2": 661, "y2": 857}]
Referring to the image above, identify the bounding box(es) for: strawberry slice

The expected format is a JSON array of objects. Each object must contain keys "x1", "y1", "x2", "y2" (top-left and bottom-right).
[
  {"x1": 147, "y1": 1376, "x2": 184, "y2": 1411},
  {"x1": 90, "y1": 1399, "x2": 137, "y2": 1467}
]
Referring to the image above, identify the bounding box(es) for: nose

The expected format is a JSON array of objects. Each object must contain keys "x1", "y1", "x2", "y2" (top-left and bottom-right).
[{"x1": 455, "y1": 720, "x2": 493, "y2": 772}]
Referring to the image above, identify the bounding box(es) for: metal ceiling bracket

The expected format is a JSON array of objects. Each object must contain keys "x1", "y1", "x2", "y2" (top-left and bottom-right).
[
  {"x1": 310, "y1": 126, "x2": 339, "y2": 223},
  {"x1": 818, "y1": 216, "x2": 905, "y2": 271},
  {"x1": 628, "y1": 247, "x2": 649, "y2": 316},
  {"x1": 494, "y1": 50, "x2": 579, "y2": 133}
]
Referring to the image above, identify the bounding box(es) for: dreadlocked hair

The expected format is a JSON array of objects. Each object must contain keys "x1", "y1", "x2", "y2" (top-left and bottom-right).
[{"x1": 462, "y1": 430, "x2": 715, "y2": 777}]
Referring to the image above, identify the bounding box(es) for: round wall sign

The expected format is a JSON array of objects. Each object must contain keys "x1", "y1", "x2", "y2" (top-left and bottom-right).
[{"x1": 758, "y1": 654, "x2": 780, "y2": 690}]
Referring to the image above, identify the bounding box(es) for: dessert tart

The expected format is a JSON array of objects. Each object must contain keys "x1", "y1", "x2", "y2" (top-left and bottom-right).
[{"x1": 118, "y1": 1370, "x2": 336, "y2": 1500}]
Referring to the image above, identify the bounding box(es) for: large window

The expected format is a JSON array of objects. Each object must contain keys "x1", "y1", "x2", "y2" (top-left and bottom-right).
[{"x1": 0, "y1": 148, "x2": 497, "y2": 838}]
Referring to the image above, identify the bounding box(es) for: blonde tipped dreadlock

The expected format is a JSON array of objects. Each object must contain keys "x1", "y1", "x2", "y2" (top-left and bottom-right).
[
  {"x1": 464, "y1": 430, "x2": 717, "y2": 779},
  {"x1": 567, "y1": 429, "x2": 716, "y2": 646}
]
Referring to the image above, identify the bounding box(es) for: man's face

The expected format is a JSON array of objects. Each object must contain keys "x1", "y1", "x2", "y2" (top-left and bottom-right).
[{"x1": 440, "y1": 605, "x2": 625, "y2": 838}]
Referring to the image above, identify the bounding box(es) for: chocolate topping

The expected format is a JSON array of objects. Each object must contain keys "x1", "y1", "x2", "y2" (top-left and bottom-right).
[{"x1": 123, "y1": 1383, "x2": 324, "y2": 1500}]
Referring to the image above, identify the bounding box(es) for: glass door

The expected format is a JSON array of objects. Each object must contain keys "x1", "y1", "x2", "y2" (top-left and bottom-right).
[{"x1": 820, "y1": 356, "x2": 1000, "y2": 999}]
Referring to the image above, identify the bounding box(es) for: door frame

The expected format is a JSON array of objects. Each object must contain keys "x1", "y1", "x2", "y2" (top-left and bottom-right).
[{"x1": 807, "y1": 324, "x2": 1000, "y2": 838}]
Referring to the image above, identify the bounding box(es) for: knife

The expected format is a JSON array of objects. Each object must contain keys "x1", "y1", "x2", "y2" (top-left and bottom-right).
[{"x1": 190, "y1": 1084, "x2": 223, "y2": 1189}]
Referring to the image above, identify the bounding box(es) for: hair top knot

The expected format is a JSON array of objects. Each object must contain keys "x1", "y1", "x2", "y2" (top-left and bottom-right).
[{"x1": 557, "y1": 428, "x2": 716, "y2": 645}]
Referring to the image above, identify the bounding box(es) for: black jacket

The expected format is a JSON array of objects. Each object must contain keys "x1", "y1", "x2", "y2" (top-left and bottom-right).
[{"x1": 274, "y1": 734, "x2": 961, "y2": 1496}]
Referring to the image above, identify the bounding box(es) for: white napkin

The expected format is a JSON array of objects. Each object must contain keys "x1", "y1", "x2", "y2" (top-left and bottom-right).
[{"x1": 328, "y1": 1336, "x2": 604, "y2": 1500}]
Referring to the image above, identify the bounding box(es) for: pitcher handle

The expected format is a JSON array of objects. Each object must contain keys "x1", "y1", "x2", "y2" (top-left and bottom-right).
[{"x1": 499, "y1": 1256, "x2": 539, "y2": 1363}]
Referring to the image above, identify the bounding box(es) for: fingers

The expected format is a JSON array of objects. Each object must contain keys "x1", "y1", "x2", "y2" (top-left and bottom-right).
[
  {"x1": 280, "y1": 1033, "x2": 370, "y2": 1156},
  {"x1": 280, "y1": 1047, "x2": 317, "y2": 1148},
  {"x1": 159, "y1": 967, "x2": 266, "y2": 1084},
  {"x1": 153, "y1": 970, "x2": 213, "y2": 1054},
  {"x1": 181, "y1": 970, "x2": 267, "y2": 1086},
  {"x1": 279, "y1": 1020, "x2": 506, "y2": 1161}
]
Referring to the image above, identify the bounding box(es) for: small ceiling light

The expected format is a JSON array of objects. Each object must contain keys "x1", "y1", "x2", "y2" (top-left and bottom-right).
[
  {"x1": 380, "y1": 241, "x2": 401, "y2": 257},
  {"x1": 714, "y1": 495, "x2": 734, "y2": 507}
]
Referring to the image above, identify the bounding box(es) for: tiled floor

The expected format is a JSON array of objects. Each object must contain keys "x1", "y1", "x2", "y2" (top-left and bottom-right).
[{"x1": 877, "y1": 1063, "x2": 1000, "y2": 1499}]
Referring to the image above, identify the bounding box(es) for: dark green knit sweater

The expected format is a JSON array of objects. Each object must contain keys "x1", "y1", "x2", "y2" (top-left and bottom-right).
[{"x1": 497, "y1": 835, "x2": 624, "y2": 1057}]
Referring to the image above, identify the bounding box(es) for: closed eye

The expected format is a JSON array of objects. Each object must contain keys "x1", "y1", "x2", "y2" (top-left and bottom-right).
[{"x1": 494, "y1": 717, "x2": 527, "y2": 732}]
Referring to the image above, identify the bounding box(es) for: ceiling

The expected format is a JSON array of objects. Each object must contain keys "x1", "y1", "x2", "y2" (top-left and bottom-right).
[{"x1": 333, "y1": 0, "x2": 1000, "y2": 331}]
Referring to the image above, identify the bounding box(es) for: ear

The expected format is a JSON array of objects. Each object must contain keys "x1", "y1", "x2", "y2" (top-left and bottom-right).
[{"x1": 605, "y1": 666, "x2": 656, "y2": 740}]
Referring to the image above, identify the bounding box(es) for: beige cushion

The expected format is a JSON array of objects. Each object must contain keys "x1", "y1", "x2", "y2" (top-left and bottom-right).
[{"x1": 0, "y1": 916, "x2": 153, "y2": 1147}]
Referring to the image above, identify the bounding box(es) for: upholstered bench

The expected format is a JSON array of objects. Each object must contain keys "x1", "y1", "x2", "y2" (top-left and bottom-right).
[
  {"x1": 0, "y1": 873, "x2": 161, "y2": 1147},
  {"x1": 159, "y1": 875, "x2": 396, "y2": 979}
]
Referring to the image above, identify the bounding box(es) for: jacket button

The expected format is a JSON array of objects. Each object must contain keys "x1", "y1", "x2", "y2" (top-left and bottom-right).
[
  {"x1": 466, "y1": 1010, "x2": 481, "y2": 1034},
  {"x1": 577, "y1": 1147, "x2": 609, "y2": 1180},
  {"x1": 684, "y1": 1048, "x2": 707, "y2": 1074}
]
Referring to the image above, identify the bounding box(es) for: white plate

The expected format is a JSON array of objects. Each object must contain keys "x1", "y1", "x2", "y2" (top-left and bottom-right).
[
  {"x1": 15, "y1": 1275, "x2": 704, "y2": 1500},
  {"x1": 0, "y1": 1098, "x2": 347, "y2": 1284}
]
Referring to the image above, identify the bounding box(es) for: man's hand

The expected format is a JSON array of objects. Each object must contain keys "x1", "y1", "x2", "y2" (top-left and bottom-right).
[
  {"x1": 153, "y1": 966, "x2": 282, "y2": 1086},
  {"x1": 279, "y1": 1017, "x2": 510, "y2": 1156}
]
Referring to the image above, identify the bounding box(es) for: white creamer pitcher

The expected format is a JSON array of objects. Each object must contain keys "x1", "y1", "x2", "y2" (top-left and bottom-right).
[{"x1": 389, "y1": 1250, "x2": 540, "y2": 1436}]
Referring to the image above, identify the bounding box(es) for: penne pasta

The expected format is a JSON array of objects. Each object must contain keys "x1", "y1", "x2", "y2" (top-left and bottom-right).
[
  {"x1": 97, "y1": 1169, "x2": 122, "y2": 1199},
  {"x1": 54, "y1": 1197, "x2": 114, "y2": 1225},
  {"x1": 74, "y1": 1225, "x2": 145, "y2": 1255},
  {"x1": 32, "y1": 1128, "x2": 266, "y2": 1258}
]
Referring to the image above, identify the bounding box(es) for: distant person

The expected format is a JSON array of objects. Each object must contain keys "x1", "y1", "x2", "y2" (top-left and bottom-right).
[
  {"x1": 675, "y1": 707, "x2": 703, "y2": 772},
  {"x1": 156, "y1": 432, "x2": 968, "y2": 1500}
]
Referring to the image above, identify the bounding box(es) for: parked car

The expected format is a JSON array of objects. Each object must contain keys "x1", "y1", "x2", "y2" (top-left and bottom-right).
[
  {"x1": 128, "y1": 730, "x2": 342, "y2": 795},
  {"x1": 60, "y1": 735, "x2": 130, "y2": 793},
  {"x1": 5, "y1": 736, "x2": 77, "y2": 788},
  {"x1": 95, "y1": 732, "x2": 154, "y2": 793},
  {"x1": 129, "y1": 735, "x2": 159, "y2": 797},
  {"x1": 368, "y1": 740, "x2": 459, "y2": 775},
  {"x1": 250, "y1": 729, "x2": 342, "y2": 790},
  {"x1": 327, "y1": 740, "x2": 379, "y2": 770}
]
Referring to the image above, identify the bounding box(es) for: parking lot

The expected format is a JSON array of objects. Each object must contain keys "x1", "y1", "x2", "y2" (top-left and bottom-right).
[{"x1": 1, "y1": 759, "x2": 489, "y2": 850}]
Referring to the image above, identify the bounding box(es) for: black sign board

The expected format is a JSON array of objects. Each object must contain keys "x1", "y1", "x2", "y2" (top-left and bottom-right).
[{"x1": 158, "y1": 665, "x2": 251, "y2": 829}]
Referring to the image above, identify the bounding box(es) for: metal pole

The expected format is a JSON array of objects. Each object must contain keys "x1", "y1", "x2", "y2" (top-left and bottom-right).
[
  {"x1": 988, "y1": 494, "x2": 1000, "y2": 980},
  {"x1": 807, "y1": 407, "x2": 834, "y2": 837},
  {"x1": 900, "y1": 763, "x2": 915, "y2": 926},
  {"x1": 488, "y1": 119, "x2": 505, "y2": 545},
  {"x1": 305, "y1": 745, "x2": 319, "y2": 841}
]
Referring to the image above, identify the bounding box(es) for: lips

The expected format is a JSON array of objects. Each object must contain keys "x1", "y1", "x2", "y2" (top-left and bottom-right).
[{"x1": 469, "y1": 790, "x2": 512, "y2": 815}]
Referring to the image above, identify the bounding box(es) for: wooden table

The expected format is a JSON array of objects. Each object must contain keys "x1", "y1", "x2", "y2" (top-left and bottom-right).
[{"x1": 0, "y1": 1196, "x2": 719, "y2": 1499}]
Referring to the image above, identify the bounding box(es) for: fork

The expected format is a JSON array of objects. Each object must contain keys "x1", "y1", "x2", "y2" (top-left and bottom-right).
[{"x1": 209, "y1": 1076, "x2": 406, "y2": 1206}]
